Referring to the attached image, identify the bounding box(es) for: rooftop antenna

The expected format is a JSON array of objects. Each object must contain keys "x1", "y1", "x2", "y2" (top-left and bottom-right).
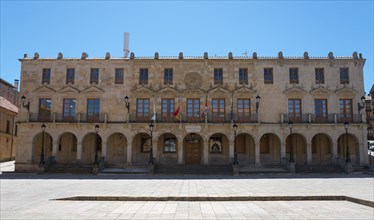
[{"x1": 124, "y1": 32, "x2": 130, "y2": 58}]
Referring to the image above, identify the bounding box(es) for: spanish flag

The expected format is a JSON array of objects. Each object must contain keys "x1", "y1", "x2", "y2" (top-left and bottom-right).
[{"x1": 173, "y1": 104, "x2": 181, "y2": 121}]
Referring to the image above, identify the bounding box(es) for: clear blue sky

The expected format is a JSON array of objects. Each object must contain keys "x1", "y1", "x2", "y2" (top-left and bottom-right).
[{"x1": 1, "y1": 1, "x2": 373, "y2": 92}]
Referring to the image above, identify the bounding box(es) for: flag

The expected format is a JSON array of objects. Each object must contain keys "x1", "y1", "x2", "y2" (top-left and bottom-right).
[
  {"x1": 151, "y1": 95, "x2": 156, "y2": 121},
  {"x1": 151, "y1": 113, "x2": 156, "y2": 121},
  {"x1": 202, "y1": 99, "x2": 208, "y2": 118},
  {"x1": 173, "y1": 104, "x2": 181, "y2": 120}
]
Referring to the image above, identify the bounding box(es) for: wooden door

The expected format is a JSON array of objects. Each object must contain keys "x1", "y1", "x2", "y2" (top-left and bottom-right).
[{"x1": 185, "y1": 142, "x2": 201, "y2": 164}]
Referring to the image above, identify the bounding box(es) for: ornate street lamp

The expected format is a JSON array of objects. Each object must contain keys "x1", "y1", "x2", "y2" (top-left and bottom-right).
[
  {"x1": 344, "y1": 121, "x2": 351, "y2": 163},
  {"x1": 124, "y1": 96, "x2": 130, "y2": 113},
  {"x1": 288, "y1": 120, "x2": 294, "y2": 163},
  {"x1": 255, "y1": 95, "x2": 261, "y2": 113},
  {"x1": 233, "y1": 123, "x2": 238, "y2": 165},
  {"x1": 357, "y1": 95, "x2": 365, "y2": 113},
  {"x1": 149, "y1": 122, "x2": 154, "y2": 165},
  {"x1": 39, "y1": 124, "x2": 46, "y2": 166},
  {"x1": 94, "y1": 124, "x2": 99, "y2": 165},
  {"x1": 21, "y1": 95, "x2": 30, "y2": 112}
]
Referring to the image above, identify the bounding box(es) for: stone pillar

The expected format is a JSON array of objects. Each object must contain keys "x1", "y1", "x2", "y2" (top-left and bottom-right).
[
  {"x1": 280, "y1": 142, "x2": 286, "y2": 165},
  {"x1": 127, "y1": 140, "x2": 132, "y2": 165},
  {"x1": 332, "y1": 142, "x2": 338, "y2": 164},
  {"x1": 101, "y1": 141, "x2": 107, "y2": 161},
  {"x1": 306, "y1": 142, "x2": 312, "y2": 164},
  {"x1": 255, "y1": 142, "x2": 261, "y2": 167},
  {"x1": 229, "y1": 137, "x2": 234, "y2": 160},
  {"x1": 152, "y1": 137, "x2": 157, "y2": 163},
  {"x1": 203, "y1": 138, "x2": 209, "y2": 165},
  {"x1": 178, "y1": 138, "x2": 183, "y2": 164},
  {"x1": 76, "y1": 142, "x2": 82, "y2": 163},
  {"x1": 52, "y1": 141, "x2": 58, "y2": 157}
]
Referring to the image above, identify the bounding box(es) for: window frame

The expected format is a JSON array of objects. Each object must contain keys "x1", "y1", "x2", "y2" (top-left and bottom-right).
[
  {"x1": 161, "y1": 98, "x2": 175, "y2": 122},
  {"x1": 136, "y1": 98, "x2": 150, "y2": 121},
  {"x1": 339, "y1": 99, "x2": 353, "y2": 122},
  {"x1": 90, "y1": 68, "x2": 99, "y2": 84},
  {"x1": 42, "y1": 68, "x2": 51, "y2": 84},
  {"x1": 289, "y1": 67, "x2": 299, "y2": 84},
  {"x1": 264, "y1": 68, "x2": 273, "y2": 84},
  {"x1": 63, "y1": 98, "x2": 76, "y2": 121},
  {"x1": 163, "y1": 137, "x2": 177, "y2": 153},
  {"x1": 239, "y1": 68, "x2": 248, "y2": 84},
  {"x1": 340, "y1": 67, "x2": 349, "y2": 84},
  {"x1": 115, "y1": 68, "x2": 124, "y2": 84},
  {"x1": 66, "y1": 68, "x2": 75, "y2": 84},
  {"x1": 212, "y1": 98, "x2": 225, "y2": 122},
  {"x1": 139, "y1": 68, "x2": 149, "y2": 85},
  {"x1": 164, "y1": 68, "x2": 173, "y2": 85},
  {"x1": 315, "y1": 68, "x2": 325, "y2": 84},
  {"x1": 288, "y1": 99, "x2": 302, "y2": 121},
  {"x1": 87, "y1": 98, "x2": 100, "y2": 122},
  {"x1": 237, "y1": 98, "x2": 251, "y2": 122},
  {"x1": 214, "y1": 68, "x2": 223, "y2": 85},
  {"x1": 314, "y1": 99, "x2": 328, "y2": 121},
  {"x1": 187, "y1": 98, "x2": 200, "y2": 120},
  {"x1": 39, "y1": 98, "x2": 52, "y2": 122}
]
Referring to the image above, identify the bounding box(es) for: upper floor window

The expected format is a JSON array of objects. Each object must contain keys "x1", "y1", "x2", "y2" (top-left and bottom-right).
[
  {"x1": 314, "y1": 99, "x2": 327, "y2": 121},
  {"x1": 339, "y1": 99, "x2": 352, "y2": 122},
  {"x1": 162, "y1": 98, "x2": 175, "y2": 122},
  {"x1": 66, "y1": 68, "x2": 75, "y2": 84},
  {"x1": 136, "y1": 98, "x2": 150, "y2": 121},
  {"x1": 187, "y1": 98, "x2": 200, "y2": 119},
  {"x1": 214, "y1": 68, "x2": 223, "y2": 85},
  {"x1": 239, "y1": 68, "x2": 248, "y2": 84},
  {"x1": 90, "y1": 68, "x2": 99, "y2": 84},
  {"x1": 288, "y1": 99, "x2": 302, "y2": 121},
  {"x1": 237, "y1": 99, "x2": 250, "y2": 122},
  {"x1": 164, "y1": 68, "x2": 173, "y2": 84},
  {"x1": 315, "y1": 68, "x2": 325, "y2": 84},
  {"x1": 289, "y1": 68, "x2": 299, "y2": 84},
  {"x1": 87, "y1": 99, "x2": 100, "y2": 122},
  {"x1": 42, "y1": 68, "x2": 51, "y2": 84},
  {"x1": 115, "y1": 68, "x2": 124, "y2": 84},
  {"x1": 340, "y1": 68, "x2": 349, "y2": 84},
  {"x1": 63, "y1": 99, "x2": 76, "y2": 121},
  {"x1": 212, "y1": 99, "x2": 225, "y2": 121},
  {"x1": 139, "y1": 68, "x2": 148, "y2": 84},
  {"x1": 39, "y1": 98, "x2": 52, "y2": 122},
  {"x1": 264, "y1": 68, "x2": 273, "y2": 84}
]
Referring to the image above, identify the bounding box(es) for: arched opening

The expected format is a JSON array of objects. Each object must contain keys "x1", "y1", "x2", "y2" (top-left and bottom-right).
[
  {"x1": 132, "y1": 133, "x2": 152, "y2": 165},
  {"x1": 260, "y1": 133, "x2": 281, "y2": 165},
  {"x1": 286, "y1": 133, "x2": 306, "y2": 165},
  {"x1": 157, "y1": 133, "x2": 178, "y2": 165},
  {"x1": 32, "y1": 132, "x2": 53, "y2": 164},
  {"x1": 208, "y1": 133, "x2": 230, "y2": 164},
  {"x1": 337, "y1": 133, "x2": 359, "y2": 165},
  {"x1": 183, "y1": 133, "x2": 203, "y2": 164},
  {"x1": 311, "y1": 133, "x2": 332, "y2": 165},
  {"x1": 82, "y1": 133, "x2": 102, "y2": 164},
  {"x1": 57, "y1": 132, "x2": 77, "y2": 164},
  {"x1": 236, "y1": 133, "x2": 255, "y2": 165},
  {"x1": 107, "y1": 133, "x2": 127, "y2": 165}
]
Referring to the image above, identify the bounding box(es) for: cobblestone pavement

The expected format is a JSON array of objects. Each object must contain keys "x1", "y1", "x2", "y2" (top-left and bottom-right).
[{"x1": 1, "y1": 172, "x2": 373, "y2": 219}]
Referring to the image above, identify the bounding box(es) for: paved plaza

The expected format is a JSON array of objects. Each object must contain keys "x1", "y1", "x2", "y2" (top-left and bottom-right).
[{"x1": 1, "y1": 161, "x2": 374, "y2": 219}]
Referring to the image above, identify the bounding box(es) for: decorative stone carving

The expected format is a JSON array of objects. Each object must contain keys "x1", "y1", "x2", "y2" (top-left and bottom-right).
[
  {"x1": 328, "y1": 52, "x2": 334, "y2": 59},
  {"x1": 253, "y1": 52, "x2": 257, "y2": 59},
  {"x1": 359, "y1": 53, "x2": 363, "y2": 59},
  {"x1": 105, "y1": 52, "x2": 110, "y2": 59},
  {"x1": 154, "y1": 52, "x2": 159, "y2": 59},
  {"x1": 303, "y1": 51, "x2": 309, "y2": 59},
  {"x1": 278, "y1": 51, "x2": 283, "y2": 59},
  {"x1": 23, "y1": 54, "x2": 28, "y2": 58},
  {"x1": 33, "y1": 52, "x2": 39, "y2": 60},
  {"x1": 184, "y1": 72, "x2": 202, "y2": 90},
  {"x1": 204, "y1": 52, "x2": 208, "y2": 59},
  {"x1": 130, "y1": 52, "x2": 135, "y2": 59},
  {"x1": 81, "y1": 52, "x2": 88, "y2": 59},
  {"x1": 228, "y1": 52, "x2": 233, "y2": 59},
  {"x1": 179, "y1": 52, "x2": 183, "y2": 59},
  {"x1": 352, "y1": 52, "x2": 358, "y2": 59},
  {"x1": 57, "y1": 52, "x2": 63, "y2": 60}
]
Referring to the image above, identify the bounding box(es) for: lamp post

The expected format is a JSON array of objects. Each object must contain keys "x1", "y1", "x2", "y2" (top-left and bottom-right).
[
  {"x1": 357, "y1": 95, "x2": 365, "y2": 113},
  {"x1": 21, "y1": 95, "x2": 30, "y2": 112},
  {"x1": 149, "y1": 122, "x2": 154, "y2": 165},
  {"x1": 124, "y1": 96, "x2": 130, "y2": 113},
  {"x1": 288, "y1": 120, "x2": 294, "y2": 163},
  {"x1": 39, "y1": 124, "x2": 46, "y2": 166},
  {"x1": 233, "y1": 123, "x2": 238, "y2": 165},
  {"x1": 94, "y1": 124, "x2": 99, "y2": 165},
  {"x1": 344, "y1": 121, "x2": 351, "y2": 163},
  {"x1": 255, "y1": 95, "x2": 261, "y2": 114}
]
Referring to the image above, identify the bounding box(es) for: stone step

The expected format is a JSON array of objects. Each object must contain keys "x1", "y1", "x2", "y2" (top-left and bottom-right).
[
  {"x1": 295, "y1": 165, "x2": 344, "y2": 173},
  {"x1": 154, "y1": 164, "x2": 233, "y2": 175}
]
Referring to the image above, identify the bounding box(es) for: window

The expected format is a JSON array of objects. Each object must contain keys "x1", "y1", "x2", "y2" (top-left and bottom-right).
[
  {"x1": 315, "y1": 68, "x2": 325, "y2": 84},
  {"x1": 237, "y1": 99, "x2": 250, "y2": 122},
  {"x1": 314, "y1": 99, "x2": 327, "y2": 121},
  {"x1": 6, "y1": 120, "x2": 10, "y2": 134},
  {"x1": 339, "y1": 99, "x2": 352, "y2": 122},
  {"x1": 239, "y1": 68, "x2": 248, "y2": 84},
  {"x1": 115, "y1": 68, "x2": 124, "y2": 84},
  {"x1": 162, "y1": 99, "x2": 175, "y2": 122},
  {"x1": 164, "y1": 138, "x2": 176, "y2": 153},
  {"x1": 139, "y1": 68, "x2": 148, "y2": 84},
  {"x1": 136, "y1": 98, "x2": 150, "y2": 121},
  {"x1": 66, "y1": 68, "x2": 75, "y2": 84},
  {"x1": 340, "y1": 68, "x2": 349, "y2": 84},
  {"x1": 164, "y1": 68, "x2": 173, "y2": 84},
  {"x1": 42, "y1": 68, "x2": 51, "y2": 84},
  {"x1": 264, "y1": 68, "x2": 273, "y2": 84},
  {"x1": 288, "y1": 99, "x2": 302, "y2": 121},
  {"x1": 90, "y1": 68, "x2": 99, "y2": 84},
  {"x1": 39, "y1": 98, "x2": 52, "y2": 121},
  {"x1": 187, "y1": 98, "x2": 200, "y2": 120},
  {"x1": 214, "y1": 68, "x2": 223, "y2": 84},
  {"x1": 87, "y1": 99, "x2": 100, "y2": 122},
  {"x1": 289, "y1": 68, "x2": 299, "y2": 84},
  {"x1": 63, "y1": 99, "x2": 76, "y2": 121},
  {"x1": 212, "y1": 98, "x2": 225, "y2": 122}
]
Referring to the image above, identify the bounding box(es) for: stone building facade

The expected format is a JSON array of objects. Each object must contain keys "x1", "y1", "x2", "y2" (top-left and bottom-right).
[{"x1": 15, "y1": 51, "x2": 368, "y2": 173}]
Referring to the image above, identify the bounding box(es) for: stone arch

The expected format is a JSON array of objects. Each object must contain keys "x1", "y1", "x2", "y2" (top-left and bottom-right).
[
  {"x1": 337, "y1": 133, "x2": 359, "y2": 165},
  {"x1": 285, "y1": 133, "x2": 306, "y2": 165},
  {"x1": 106, "y1": 132, "x2": 127, "y2": 165},
  {"x1": 311, "y1": 133, "x2": 333, "y2": 165},
  {"x1": 259, "y1": 133, "x2": 281, "y2": 165},
  {"x1": 208, "y1": 133, "x2": 230, "y2": 164},
  {"x1": 57, "y1": 132, "x2": 77, "y2": 164},
  {"x1": 236, "y1": 133, "x2": 255, "y2": 165},
  {"x1": 32, "y1": 132, "x2": 53, "y2": 164},
  {"x1": 183, "y1": 133, "x2": 203, "y2": 164},
  {"x1": 82, "y1": 132, "x2": 102, "y2": 164},
  {"x1": 157, "y1": 133, "x2": 178, "y2": 164},
  {"x1": 132, "y1": 133, "x2": 152, "y2": 165}
]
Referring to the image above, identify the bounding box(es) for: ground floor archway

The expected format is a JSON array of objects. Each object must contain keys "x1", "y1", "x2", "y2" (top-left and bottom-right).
[
  {"x1": 311, "y1": 133, "x2": 332, "y2": 165},
  {"x1": 132, "y1": 133, "x2": 152, "y2": 165},
  {"x1": 183, "y1": 133, "x2": 203, "y2": 164},
  {"x1": 157, "y1": 133, "x2": 178, "y2": 164},
  {"x1": 32, "y1": 132, "x2": 53, "y2": 164},
  {"x1": 209, "y1": 133, "x2": 230, "y2": 164},
  {"x1": 107, "y1": 133, "x2": 127, "y2": 165},
  {"x1": 57, "y1": 132, "x2": 77, "y2": 164},
  {"x1": 337, "y1": 133, "x2": 359, "y2": 165},
  {"x1": 286, "y1": 133, "x2": 306, "y2": 165},
  {"x1": 82, "y1": 133, "x2": 102, "y2": 164},
  {"x1": 236, "y1": 133, "x2": 255, "y2": 165},
  {"x1": 260, "y1": 133, "x2": 281, "y2": 165}
]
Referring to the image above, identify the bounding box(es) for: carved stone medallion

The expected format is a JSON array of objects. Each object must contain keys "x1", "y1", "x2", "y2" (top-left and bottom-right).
[{"x1": 184, "y1": 72, "x2": 202, "y2": 90}]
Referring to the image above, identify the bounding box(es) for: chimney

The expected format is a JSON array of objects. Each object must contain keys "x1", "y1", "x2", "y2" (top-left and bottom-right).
[
  {"x1": 124, "y1": 32, "x2": 130, "y2": 58},
  {"x1": 14, "y1": 79, "x2": 19, "y2": 91}
]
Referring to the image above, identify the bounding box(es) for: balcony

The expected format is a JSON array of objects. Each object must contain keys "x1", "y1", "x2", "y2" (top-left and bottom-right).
[
  {"x1": 29, "y1": 113, "x2": 52, "y2": 122},
  {"x1": 281, "y1": 113, "x2": 363, "y2": 124},
  {"x1": 80, "y1": 113, "x2": 105, "y2": 123}
]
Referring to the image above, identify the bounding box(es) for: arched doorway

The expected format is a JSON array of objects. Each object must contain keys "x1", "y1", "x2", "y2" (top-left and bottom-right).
[
  {"x1": 107, "y1": 133, "x2": 127, "y2": 165},
  {"x1": 208, "y1": 133, "x2": 230, "y2": 164},
  {"x1": 260, "y1": 133, "x2": 281, "y2": 165},
  {"x1": 286, "y1": 133, "x2": 306, "y2": 165},
  {"x1": 311, "y1": 133, "x2": 332, "y2": 165},
  {"x1": 82, "y1": 133, "x2": 102, "y2": 164},
  {"x1": 57, "y1": 132, "x2": 77, "y2": 164},
  {"x1": 183, "y1": 133, "x2": 203, "y2": 164},
  {"x1": 132, "y1": 133, "x2": 152, "y2": 165},
  {"x1": 157, "y1": 133, "x2": 178, "y2": 164},
  {"x1": 236, "y1": 133, "x2": 255, "y2": 165},
  {"x1": 337, "y1": 133, "x2": 359, "y2": 165},
  {"x1": 32, "y1": 132, "x2": 53, "y2": 164}
]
